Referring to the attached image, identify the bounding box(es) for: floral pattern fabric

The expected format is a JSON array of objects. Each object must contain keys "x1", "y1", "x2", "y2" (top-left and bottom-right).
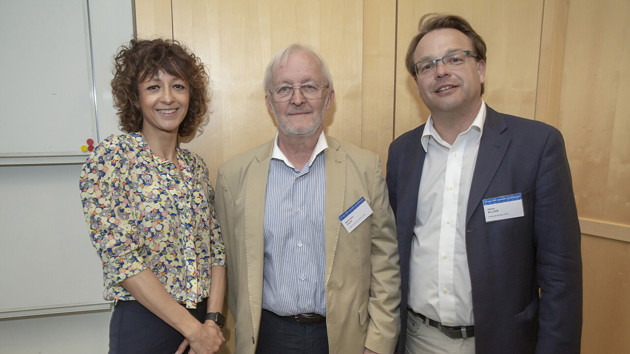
[{"x1": 79, "y1": 133, "x2": 225, "y2": 308}]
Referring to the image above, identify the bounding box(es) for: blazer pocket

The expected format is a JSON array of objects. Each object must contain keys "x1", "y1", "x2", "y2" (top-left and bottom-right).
[
  {"x1": 513, "y1": 297, "x2": 539, "y2": 323},
  {"x1": 512, "y1": 297, "x2": 540, "y2": 345}
]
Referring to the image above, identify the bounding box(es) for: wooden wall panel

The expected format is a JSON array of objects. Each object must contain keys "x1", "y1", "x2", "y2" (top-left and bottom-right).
[
  {"x1": 394, "y1": 0, "x2": 543, "y2": 137},
  {"x1": 361, "y1": 0, "x2": 397, "y2": 163},
  {"x1": 550, "y1": 0, "x2": 630, "y2": 225},
  {"x1": 535, "y1": 0, "x2": 569, "y2": 129},
  {"x1": 581, "y1": 235, "x2": 630, "y2": 354},
  {"x1": 134, "y1": 0, "x2": 173, "y2": 40}
]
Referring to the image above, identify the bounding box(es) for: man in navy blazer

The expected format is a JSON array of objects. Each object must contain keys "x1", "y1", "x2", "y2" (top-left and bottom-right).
[{"x1": 386, "y1": 14, "x2": 582, "y2": 353}]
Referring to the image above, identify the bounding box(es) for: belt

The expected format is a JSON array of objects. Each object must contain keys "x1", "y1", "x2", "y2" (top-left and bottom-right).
[
  {"x1": 408, "y1": 308, "x2": 474, "y2": 339},
  {"x1": 291, "y1": 313, "x2": 326, "y2": 324},
  {"x1": 263, "y1": 309, "x2": 326, "y2": 324},
  {"x1": 265, "y1": 310, "x2": 326, "y2": 324}
]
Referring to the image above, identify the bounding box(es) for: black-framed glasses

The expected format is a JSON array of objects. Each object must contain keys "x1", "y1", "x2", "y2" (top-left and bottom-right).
[
  {"x1": 413, "y1": 50, "x2": 479, "y2": 76},
  {"x1": 268, "y1": 82, "x2": 329, "y2": 102}
]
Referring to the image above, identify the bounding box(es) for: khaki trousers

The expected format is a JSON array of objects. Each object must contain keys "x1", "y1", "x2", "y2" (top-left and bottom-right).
[{"x1": 405, "y1": 309, "x2": 475, "y2": 354}]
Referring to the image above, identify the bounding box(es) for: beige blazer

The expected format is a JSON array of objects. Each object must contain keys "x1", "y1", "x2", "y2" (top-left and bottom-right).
[{"x1": 215, "y1": 136, "x2": 400, "y2": 354}]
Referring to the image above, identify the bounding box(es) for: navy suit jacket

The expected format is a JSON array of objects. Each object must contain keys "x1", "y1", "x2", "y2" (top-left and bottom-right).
[{"x1": 386, "y1": 105, "x2": 582, "y2": 353}]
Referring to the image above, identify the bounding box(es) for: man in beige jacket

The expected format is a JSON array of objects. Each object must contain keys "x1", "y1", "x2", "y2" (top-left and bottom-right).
[{"x1": 214, "y1": 44, "x2": 400, "y2": 354}]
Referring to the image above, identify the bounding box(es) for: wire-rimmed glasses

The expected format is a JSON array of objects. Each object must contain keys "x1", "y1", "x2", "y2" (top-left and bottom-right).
[
  {"x1": 413, "y1": 50, "x2": 479, "y2": 76},
  {"x1": 268, "y1": 82, "x2": 329, "y2": 102}
]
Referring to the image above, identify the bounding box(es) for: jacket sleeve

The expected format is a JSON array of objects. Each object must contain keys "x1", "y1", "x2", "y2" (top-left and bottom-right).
[
  {"x1": 534, "y1": 128, "x2": 582, "y2": 353},
  {"x1": 364, "y1": 154, "x2": 402, "y2": 354}
]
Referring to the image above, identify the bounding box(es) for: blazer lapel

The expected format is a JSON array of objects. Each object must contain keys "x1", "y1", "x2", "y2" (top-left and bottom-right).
[
  {"x1": 466, "y1": 107, "x2": 511, "y2": 224},
  {"x1": 397, "y1": 130, "x2": 426, "y2": 232},
  {"x1": 397, "y1": 126, "x2": 426, "y2": 245},
  {"x1": 245, "y1": 142, "x2": 272, "y2": 332},
  {"x1": 323, "y1": 138, "x2": 346, "y2": 287}
]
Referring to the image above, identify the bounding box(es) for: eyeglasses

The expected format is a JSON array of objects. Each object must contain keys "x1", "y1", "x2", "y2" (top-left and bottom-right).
[
  {"x1": 268, "y1": 82, "x2": 329, "y2": 102},
  {"x1": 413, "y1": 50, "x2": 479, "y2": 76}
]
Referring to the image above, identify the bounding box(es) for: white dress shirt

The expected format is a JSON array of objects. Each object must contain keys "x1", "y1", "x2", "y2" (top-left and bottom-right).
[{"x1": 408, "y1": 103, "x2": 486, "y2": 326}]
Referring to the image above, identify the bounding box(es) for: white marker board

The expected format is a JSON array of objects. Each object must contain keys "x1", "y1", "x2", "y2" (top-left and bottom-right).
[
  {"x1": 0, "y1": 0, "x2": 133, "y2": 165},
  {"x1": 0, "y1": 0, "x2": 134, "y2": 318}
]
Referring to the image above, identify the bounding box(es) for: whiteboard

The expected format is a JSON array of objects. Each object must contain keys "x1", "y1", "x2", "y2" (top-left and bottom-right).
[
  {"x1": 0, "y1": 164, "x2": 109, "y2": 317},
  {"x1": 0, "y1": 0, "x2": 133, "y2": 165},
  {"x1": 0, "y1": 0, "x2": 134, "y2": 318}
]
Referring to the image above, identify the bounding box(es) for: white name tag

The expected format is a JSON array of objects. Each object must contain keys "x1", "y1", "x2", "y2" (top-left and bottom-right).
[
  {"x1": 483, "y1": 193, "x2": 524, "y2": 223},
  {"x1": 339, "y1": 197, "x2": 373, "y2": 233}
]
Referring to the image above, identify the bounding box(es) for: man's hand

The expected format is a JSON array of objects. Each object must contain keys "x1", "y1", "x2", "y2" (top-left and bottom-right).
[
  {"x1": 363, "y1": 347, "x2": 379, "y2": 354},
  {"x1": 175, "y1": 321, "x2": 225, "y2": 354}
]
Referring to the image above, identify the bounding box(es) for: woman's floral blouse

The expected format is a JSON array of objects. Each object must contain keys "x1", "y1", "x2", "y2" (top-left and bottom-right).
[{"x1": 79, "y1": 133, "x2": 225, "y2": 308}]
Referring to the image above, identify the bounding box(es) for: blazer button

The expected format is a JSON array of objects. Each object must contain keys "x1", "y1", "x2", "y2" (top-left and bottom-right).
[{"x1": 252, "y1": 337, "x2": 255, "y2": 344}]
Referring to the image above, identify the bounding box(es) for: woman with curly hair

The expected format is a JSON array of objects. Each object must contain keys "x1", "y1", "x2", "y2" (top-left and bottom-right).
[{"x1": 79, "y1": 38, "x2": 226, "y2": 354}]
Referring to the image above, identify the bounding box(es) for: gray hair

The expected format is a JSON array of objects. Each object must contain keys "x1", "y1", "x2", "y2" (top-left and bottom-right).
[{"x1": 263, "y1": 44, "x2": 334, "y2": 92}]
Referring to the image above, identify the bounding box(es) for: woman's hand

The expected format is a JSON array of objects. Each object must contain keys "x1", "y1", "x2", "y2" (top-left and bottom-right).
[{"x1": 176, "y1": 320, "x2": 225, "y2": 354}]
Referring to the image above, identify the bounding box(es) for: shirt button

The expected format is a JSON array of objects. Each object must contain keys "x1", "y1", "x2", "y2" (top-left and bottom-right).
[
  {"x1": 442, "y1": 253, "x2": 448, "y2": 259},
  {"x1": 443, "y1": 288, "x2": 449, "y2": 294},
  {"x1": 449, "y1": 185, "x2": 454, "y2": 190},
  {"x1": 297, "y1": 208, "x2": 301, "y2": 214},
  {"x1": 298, "y1": 241, "x2": 303, "y2": 247},
  {"x1": 446, "y1": 218, "x2": 451, "y2": 224},
  {"x1": 300, "y1": 274, "x2": 306, "y2": 280}
]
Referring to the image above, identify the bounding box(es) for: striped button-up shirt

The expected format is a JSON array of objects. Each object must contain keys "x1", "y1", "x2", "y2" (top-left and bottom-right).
[{"x1": 262, "y1": 133, "x2": 328, "y2": 316}]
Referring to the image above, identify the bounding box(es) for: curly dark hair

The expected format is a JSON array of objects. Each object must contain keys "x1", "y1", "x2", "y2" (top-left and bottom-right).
[
  {"x1": 405, "y1": 13, "x2": 487, "y2": 94},
  {"x1": 111, "y1": 38, "x2": 210, "y2": 139}
]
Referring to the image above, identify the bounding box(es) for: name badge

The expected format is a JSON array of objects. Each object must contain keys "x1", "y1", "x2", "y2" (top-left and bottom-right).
[
  {"x1": 483, "y1": 193, "x2": 524, "y2": 223},
  {"x1": 339, "y1": 197, "x2": 373, "y2": 233}
]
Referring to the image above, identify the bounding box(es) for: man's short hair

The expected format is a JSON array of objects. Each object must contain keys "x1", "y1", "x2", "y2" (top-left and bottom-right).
[
  {"x1": 263, "y1": 44, "x2": 334, "y2": 92},
  {"x1": 405, "y1": 13, "x2": 487, "y2": 94}
]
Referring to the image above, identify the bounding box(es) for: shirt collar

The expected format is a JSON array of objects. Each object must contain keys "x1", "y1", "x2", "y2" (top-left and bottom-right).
[
  {"x1": 420, "y1": 100, "x2": 486, "y2": 151},
  {"x1": 272, "y1": 131, "x2": 328, "y2": 169},
  {"x1": 131, "y1": 132, "x2": 182, "y2": 166}
]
